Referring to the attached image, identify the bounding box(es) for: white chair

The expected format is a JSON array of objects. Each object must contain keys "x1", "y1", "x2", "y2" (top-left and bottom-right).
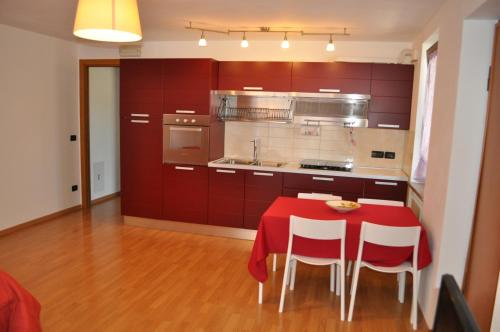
[
  {"x1": 279, "y1": 216, "x2": 346, "y2": 321},
  {"x1": 348, "y1": 222, "x2": 421, "y2": 330},
  {"x1": 298, "y1": 193, "x2": 343, "y2": 201},
  {"x1": 345, "y1": 198, "x2": 405, "y2": 277},
  {"x1": 270, "y1": 192, "x2": 343, "y2": 273},
  {"x1": 357, "y1": 198, "x2": 405, "y2": 207}
]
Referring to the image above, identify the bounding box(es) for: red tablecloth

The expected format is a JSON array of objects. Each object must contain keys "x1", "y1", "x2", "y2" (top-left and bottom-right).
[
  {"x1": 0, "y1": 270, "x2": 41, "y2": 332},
  {"x1": 248, "y1": 197, "x2": 432, "y2": 282}
]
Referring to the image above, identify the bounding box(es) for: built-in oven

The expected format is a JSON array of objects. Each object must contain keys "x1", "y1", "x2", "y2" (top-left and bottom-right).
[{"x1": 163, "y1": 114, "x2": 211, "y2": 165}]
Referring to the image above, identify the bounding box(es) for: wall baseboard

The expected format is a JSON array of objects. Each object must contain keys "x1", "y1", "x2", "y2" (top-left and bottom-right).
[
  {"x1": 91, "y1": 192, "x2": 120, "y2": 206},
  {"x1": 0, "y1": 204, "x2": 82, "y2": 237}
]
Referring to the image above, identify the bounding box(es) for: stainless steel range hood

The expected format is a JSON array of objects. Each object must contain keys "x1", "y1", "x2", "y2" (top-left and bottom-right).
[{"x1": 214, "y1": 90, "x2": 370, "y2": 127}]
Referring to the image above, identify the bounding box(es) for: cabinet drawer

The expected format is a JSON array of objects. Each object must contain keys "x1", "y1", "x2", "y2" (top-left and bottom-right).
[
  {"x1": 372, "y1": 64, "x2": 414, "y2": 81},
  {"x1": 283, "y1": 173, "x2": 364, "y2": 193},
  {"x1": 209, "y1": 168, "x2": 245, "y2": 199},
  {"x1": 364, "y1": 179, "x2": 407, "y2": 201},
  {"x1": 368, "y1": 112, "x2": 410, "y2": 130},
  {"x1": 245, "y1": 171, "x2": 282, "y2": 200},
  {"x1": 370, "y1": 97, "x2": 411, "y2": 114},
  {"x1": 291, "y1": 78, "x2": 371, "y2": 94},
  {"x1": 371, "y1": 80, "x2": 413, "y2": 97}
]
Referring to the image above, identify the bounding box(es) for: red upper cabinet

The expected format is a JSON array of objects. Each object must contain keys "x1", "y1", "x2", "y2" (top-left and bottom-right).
[
  {"x1": 372, "y1": 64, "x2": 414, "y2": 81},
  {"x1": 163, "y1": 59, "x2": 218, "y2": 115},
  {"x1": 291, "y1": 62, "x2": 372, "y2": 94},
  {"x1": 218, "y1": 61, "x2": 292, "y2": 92}
]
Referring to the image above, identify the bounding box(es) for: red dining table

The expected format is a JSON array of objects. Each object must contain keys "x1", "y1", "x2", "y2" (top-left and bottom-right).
[{"x1": 247, "y1": 197, "x2": 432, "y2": 303}]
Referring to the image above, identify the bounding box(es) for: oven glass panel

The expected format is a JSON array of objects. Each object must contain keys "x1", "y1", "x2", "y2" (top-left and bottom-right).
[{"x1": 169, "y1": 127, "x2": 203, "y2": 151}]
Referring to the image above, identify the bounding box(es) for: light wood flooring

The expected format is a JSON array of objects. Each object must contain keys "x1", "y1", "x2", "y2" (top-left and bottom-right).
[{"x1": 0, "y1": 198, "x2": 428, "y2": 331}]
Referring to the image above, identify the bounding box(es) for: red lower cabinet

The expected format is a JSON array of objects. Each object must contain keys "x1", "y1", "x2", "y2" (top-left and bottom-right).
[
  {"x1": 163, "y1": 164, "x2": 208, "y2": 224},
  {"x1": 282, "y1": 173, "x2": 364, "y2": 201},
  {"x1": 208, "y1": 168, "x2": 245, "y2": 228},
  {"x1": 244, "y1": 170, "x2": 283, "y2": 229},
  {"x1": 364, "y1": 179, "x2": 408, "y2": 202}
]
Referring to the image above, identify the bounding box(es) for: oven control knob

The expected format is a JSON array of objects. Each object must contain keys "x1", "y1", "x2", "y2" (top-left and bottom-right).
[
  {"x1": 183, "y1": 119, "x2": 188, "y2": 123},
  {"x1": 191, "y1": 119, "x2": 196, "y2": 123},
  {"x1": 175, "y1": 118, "x2": 180, "y2": 123}
]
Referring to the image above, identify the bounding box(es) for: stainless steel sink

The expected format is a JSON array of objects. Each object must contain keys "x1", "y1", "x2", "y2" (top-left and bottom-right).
[{"x1": 215, "y1": 159, "x2": 286, "y2": 168}]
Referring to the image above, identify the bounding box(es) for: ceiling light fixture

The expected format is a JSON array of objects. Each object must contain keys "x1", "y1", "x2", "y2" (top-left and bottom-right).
[
  {"x1": 281, "y1": 32, "x2": 290, "y2": 49},
  {"x1": 73, "y1": 0, "x2": 142, "y2": 42},
  {"x1": 198, "y1": 31, "x2": 207, "y2": 47},
  {"x1": 241, "y1": 32, "x2": 249, "y2": 48},
  {"x1": 326, "y1": 35, "x2": 335, "y2": 52}
]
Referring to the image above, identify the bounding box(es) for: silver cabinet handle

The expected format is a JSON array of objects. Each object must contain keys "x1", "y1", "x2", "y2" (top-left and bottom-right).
[
  {"x1": 312, "y1": 176, "x2": 334, "y2": 182},
  {"x1": 131, "y1": 113, "x2": 149, "y2": 117},
  {"x1": 253, "y1": 172, "x2": 273, "y2": 177},
  {"x1": 170, "y1": 126, "x2": 202, "y2": 132},
  {"x1": 374, "y1": 181, "x2": 398, "y2": 186},
  {"x1": 176, "y1": 110, "x2": 195, "y2": 114},
  {"x1": 175, "y1": 166, "x2": 194, "y2": 171},
  {"x1": 377, "y1": 124, "x2": 400, "y2": 128},
  {"x1": 216, "y1": 169, "x2": 236, "y2": 174},
  {"x1": 243, "y1": 86, "x2": 263, "y2": 91},
  {"x1": 319, "y1": 88, "x2": 341, "y2": 93},
  {"x1": 131, "y1": 119, "x2": 149, "y2": 124}
]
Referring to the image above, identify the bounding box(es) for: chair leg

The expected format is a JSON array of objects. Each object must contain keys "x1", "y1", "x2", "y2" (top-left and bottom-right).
[
  {"x1": 411, "y1": 271, "x2": 420, "y2": 330},
  {"x1": 346, "y1": 260, "x2": 352, "y2": 276},
  {"x1": 336, "y1": 264, "x2": 341, "y2": 296},
  {"x1": 330, "y1": 264, "x2": 335, "y2": 292},
  {"x1": 340, "y1": 262, "x2": 345, "y2": 321},
  {"x1": 258, "y1": 282, "x2": 263, "y2": 304},
  {"x1": 279, "y1": 256, "x2": 291, "y2": 313},
  {"x1": 398, "y1": 271, "x2": 406, "y2": 303},
  {"x1": 273, "y1": 254, "x2": 277, "y2": 272},
  {"x1": 348, "y1": 261, "x2": 361, "y2": 321},
  {"x1": 290, "y1": 260, "x2": 297, "y2": 290}
]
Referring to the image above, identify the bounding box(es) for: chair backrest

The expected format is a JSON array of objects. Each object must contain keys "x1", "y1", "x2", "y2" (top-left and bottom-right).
[
  {"x1": 298, "y1": 193, "x2": 342, "y2": 201},
  {"x1": 357, "y1": 198, "x2": 404, "y2": 207},
  {"x1": 290, "y1": 215, "x2": 346, "y2": 240},
  {"x1": 358, "y1": 221, "x2": 421, "y2": 268}
]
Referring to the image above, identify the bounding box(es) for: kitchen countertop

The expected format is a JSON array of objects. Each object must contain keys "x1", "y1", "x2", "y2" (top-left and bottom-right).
[{"x1": 207, "y1": 159, "x2": 408, "y2": 181}]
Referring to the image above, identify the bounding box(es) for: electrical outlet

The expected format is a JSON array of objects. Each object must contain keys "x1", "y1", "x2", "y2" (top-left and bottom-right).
[
  {"x1": 70, "y1": 134, "x2": 77, "y2": 141},
  {"x1": 371, "y1": 151, "x2": 384, "y2": 158},
  {"x1": 72, "y1": 185, "x2": 78, "y2": 192},
  {"x1": 384, "y1": 151, "x2": 396, "y2": 159}
]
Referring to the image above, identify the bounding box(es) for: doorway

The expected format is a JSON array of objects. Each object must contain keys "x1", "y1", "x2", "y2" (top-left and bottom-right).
[{"x1": 79, "y1": 60, "x2": 120, "y2": 208}]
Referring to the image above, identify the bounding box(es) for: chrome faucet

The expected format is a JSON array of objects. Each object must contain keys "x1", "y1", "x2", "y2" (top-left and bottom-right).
[{"x1": 250, "y1": 139, "x2": 258, "y2": 163}]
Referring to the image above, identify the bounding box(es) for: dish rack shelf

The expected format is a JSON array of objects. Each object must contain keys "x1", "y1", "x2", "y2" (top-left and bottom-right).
[{"x1": 217, "y1": 97, "x2": 294, "y2": 123}]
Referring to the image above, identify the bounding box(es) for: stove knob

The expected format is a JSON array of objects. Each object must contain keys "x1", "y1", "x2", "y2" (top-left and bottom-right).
[
  {"x1": 175, "y1": 118, "x2": 180, "y2": 123},
  {"x1": 191, "y1": 119, "x2": 196, "y2": 123},
  {"x1": 183, "y1": 119, "x2": 188, "y2": 123}
]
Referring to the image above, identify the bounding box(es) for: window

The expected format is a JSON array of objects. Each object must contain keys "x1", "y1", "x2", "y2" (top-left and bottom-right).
[{"x1": 414, "y1": 43, "x2": 438, "y2": 182}]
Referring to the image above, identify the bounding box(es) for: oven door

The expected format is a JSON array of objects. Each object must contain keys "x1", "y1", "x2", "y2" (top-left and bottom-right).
[{"x1": 163, "y1": 125, "x2": 210, "y2": 165}]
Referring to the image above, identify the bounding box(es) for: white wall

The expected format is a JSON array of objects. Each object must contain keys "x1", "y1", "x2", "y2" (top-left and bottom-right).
[
  {"x1": 79, "y1": 40, "x2": 412, "y2": 63},
  {"x1": 406, "y1": 0, "x2": 494, "y2": 326},
  {"x1": 89, "y1": 67, "x2": 120, "y2": 200},
  {"x1": 0, "y1": 24, "x2": 80, "y2": 231}
]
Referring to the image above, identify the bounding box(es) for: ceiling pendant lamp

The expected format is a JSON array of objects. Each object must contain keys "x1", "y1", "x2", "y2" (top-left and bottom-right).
[
  {"x1": 240, "y1": 32, "x2": 249, "y2": 48},
  {"x1": 326, "y1": 34, "x2": 335, "y2": 52},
  {"x1": 198, "y1": 31, "x2": 207, "y2": 47},
  {"x1": 281, "y1": 32, "x2": 290, "y2": 49},
  {"x1": 73, "y1": 0, "x2": 142, "y2": 42}
]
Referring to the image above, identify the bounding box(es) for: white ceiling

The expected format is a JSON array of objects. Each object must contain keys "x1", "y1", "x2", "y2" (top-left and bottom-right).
[{"x1": 0, "y1": 0, "x2": 447, "y2": 44}]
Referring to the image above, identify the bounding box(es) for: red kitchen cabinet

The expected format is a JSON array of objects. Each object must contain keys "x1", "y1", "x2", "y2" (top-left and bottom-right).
[
  {"x1": 371, "y1": 80, "x2": 413, "y2": 98},
  {"x1": 120, "y1": 115, "x2": 163, "y2": 219},
  {"x1": 244, "y1": 170, "x2": 283, "y2": 229},
  {"x1": 208, "y1": 168, "x2": 245, "y2": 228},
  {"x1": 163, "y1": 59, "x2": 218, "y2": 115},
  {"x1": 368, "y1": 112, "x2": 411, "y2": 130},
  {"x1": 120, "y1": 59, "x2": 163, "y2": 115},
  {"x1": 218, "y1": 61, "x2": 292, "y2": 92},
  {"x1": 282, "y1": 173, "x2": 365, "y2": 201},
  {"x1": 364, "y1": 179, "x2": 407, "y2": 202},
  {"x1": 372, "y1": 64, "x2": 414, "y2": 81},
  {"x1": 370, "y1": 97, "x2": 411, "y2": 114},
  {"x1": 163, "y1": 164, "x2": 208, "y2": 224},
  {"x1": 291, "y1": 62, "x2": 372, "y2": 94}
]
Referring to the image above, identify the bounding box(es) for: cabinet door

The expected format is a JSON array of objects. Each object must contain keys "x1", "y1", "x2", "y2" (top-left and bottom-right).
[
  {"x1": 364, "y1": 179, "x2": 407, "y2": 202},
  {"x1": 283, "y1": 173, "x2": 364, "y2": 193},
  {"x1": 291, "y1": 78, "x2": 371, "y2": 94},
  {"x1": 371, "y1": 80, "x2": 413, "y2": 97},
  {"x1": 218, "y1": 61, "x2": 292, "y2": 92},
  {"x1": 120, "y1": 114, "x2": 163, "y2": 219},
  {"x1": 163, "y1": 164, "x2": 208, "y2": 224},
  {"x1": 244, "y1": 171, "x2": 283, "y2": 229},
  {"x1": 208, "y1": 168, "x2": 245, "y2": 228},
  {"x1": 120, "y1": 59, "x2": 163, "y2": 114},
  {"x1": 368, "y1": 112, "x2": 410, "y2": 130},
  {"x1": 372, "y1": 64, "x2": 414, "y2": 81}
]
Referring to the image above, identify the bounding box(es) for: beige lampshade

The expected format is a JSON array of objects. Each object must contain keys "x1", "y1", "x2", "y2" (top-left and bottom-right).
[{"x1": 73, "y1": 0, "x2": 142, "y2": 42}]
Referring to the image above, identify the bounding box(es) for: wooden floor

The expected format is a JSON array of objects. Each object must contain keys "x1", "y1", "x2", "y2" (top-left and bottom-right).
[{"x1": 0, "y1": 198, "x2": 428, "y2": 331}]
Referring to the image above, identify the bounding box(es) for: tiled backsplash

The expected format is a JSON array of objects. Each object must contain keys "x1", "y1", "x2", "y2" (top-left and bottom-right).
[{"x1": 224, "y1": 122, "x2": 408, "y2": 169}]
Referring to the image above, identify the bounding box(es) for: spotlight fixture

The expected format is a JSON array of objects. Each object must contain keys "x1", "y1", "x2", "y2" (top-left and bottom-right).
[
  {"x1": 326, "y1": 34, "x2": 335, "y2": 52},
  {"x1": 198, "y1": 31, "x2": 207, "y2": 47},
  {"x1": 240, "y1": 32, "x2": 249, "y2": 48},
  {"x1": 281, "y1": 32, "x2": 290, "y2": 49}
]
